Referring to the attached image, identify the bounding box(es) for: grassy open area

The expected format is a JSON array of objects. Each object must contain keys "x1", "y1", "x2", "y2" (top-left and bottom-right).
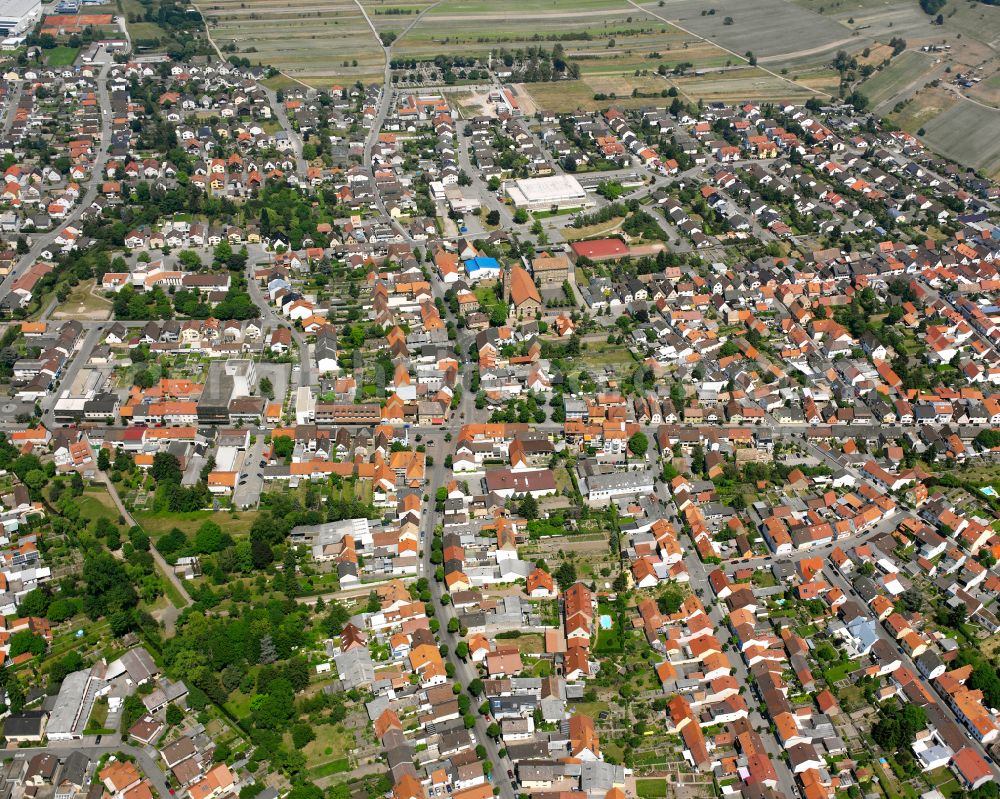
[
  {"x1": 562, "y1": 216, "x2": 625, "y2": 241},
  {"x1": 262, "y1": 72, "x2": 308, "y2": 91},
  {"x1": 636, "y1": 779, "x2": 667, "y2": 799},
  {"x1": 77, "y1": 488, "x2": 123, "y2": 524},
  {"x1": 46, "y1": 46, "x2": 80, "y2": 66},
  {"x1": 309, "y1": 759, "x2": 351, "y2": 778},
  {"x1": 823, "y1": 659, "x2": 859, "y2": 684},
  {"x1": 296, "y1": 720, "x2": 357, "y2": 770},
  {"x1": 135, "y1": 509, "x2": 258, "y2": 538},
  {"x1": 52, "y1": 279, "x2": 113, "y2": 321}
]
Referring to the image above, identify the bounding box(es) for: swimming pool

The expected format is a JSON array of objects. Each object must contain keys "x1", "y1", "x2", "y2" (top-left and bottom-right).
[
  {"x1": 982, "y1": 486, "x2": 997, "y2": 497},
  {"x1": 599, "y1": 614, "x2": 613, "y2": 630}
]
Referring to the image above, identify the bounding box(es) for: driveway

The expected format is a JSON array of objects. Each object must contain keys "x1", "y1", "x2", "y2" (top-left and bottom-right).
[{"x1": 233, "y1": 434, "x2": 268, "y2": 510}]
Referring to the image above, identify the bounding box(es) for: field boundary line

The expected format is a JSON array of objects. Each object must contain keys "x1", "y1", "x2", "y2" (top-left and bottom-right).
[{"x1": 394, "y1": 0, "x2": 446, "y2": 45}]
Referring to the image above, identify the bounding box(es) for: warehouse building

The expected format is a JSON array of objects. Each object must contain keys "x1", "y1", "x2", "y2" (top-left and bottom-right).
[
  {"x1": 0, "y1": 0, "x2": 41, "y2": 36},
  {"x1": 505, "y1": 175, "x2": 593, "y2": 211}
]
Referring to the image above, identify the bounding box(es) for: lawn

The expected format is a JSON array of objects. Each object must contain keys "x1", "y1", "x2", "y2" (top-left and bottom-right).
[
  {"x1": 823, "y1": 659, "x2": 859, "y2": 684},
  {"x1": 296, "y1": 719, "x2": 357, "y2": 768},
  {"x1": 309, "y1": 759, "x2": 350, "y2": 778},
  {"x1": 593, "y1": 601, "x2": 624, "y2": 653},
  {"x1": 162, "y1": 577, "x2": 187, "y2": 609},
  {"x1": 46, "y1": 46, "x2": 79, "y2": 66},
  {"x1": 84, "y1": 698, "x2": 113, "y2": 733},
  {"x1": 636, "y1": 779, "x2": 667, "y2": 799}
]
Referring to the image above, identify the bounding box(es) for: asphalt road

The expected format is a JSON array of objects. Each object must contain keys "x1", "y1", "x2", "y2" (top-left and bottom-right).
[
  {"x1": 421, "y1": 426, "x2": 517, "y2": 799},
  {"x1": 260, "y1": 85, "x2": 307, "y2": 177},
  {"x1": 9, "y1": 742, "x2": 171, "y2": 797}
]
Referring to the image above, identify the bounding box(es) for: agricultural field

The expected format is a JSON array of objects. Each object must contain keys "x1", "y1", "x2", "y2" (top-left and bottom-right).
[
  {"x1": 641, "y1": 0, "x2": 856, "y2": 63},
  {"x1": 393, "y1": 4, "x2": 689, "y2": 63},
  {"x1": 669, "y1": 66, "x2": 822, "y2": 103},
  {"x1": 200, "y1": 0, "x2": 385, "y2": 85},
  {"x1": 919, "y1": 96, "x2": 1000, "y2": 177},
  {"x1": 968, "y1": 70, "x2": 1000, "y2": 107},
  {"x1": 887, "y1": 83, "x2": 958, "y2": 130},
  {"x1": 360, "y1": 0, "x2": 438, "y2": 34},
  {"x1": 790, "y1": 0, "x2": 959, "y2": 47},
  {"x1": 859, "y1": 49, "x2": 937, "y2": 108}
]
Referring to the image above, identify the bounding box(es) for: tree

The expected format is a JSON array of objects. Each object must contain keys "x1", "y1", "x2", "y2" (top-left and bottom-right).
[
  {"x1": 151, "y1": 452, "x2": 182, "y2": 484},
  {"x1": 518, "y1": 494, "x2": 539, "y2": 520},
  {"x1": 628, "y1": 432, "x2": 648, "y2": 458},
  {"x1": 975, "y1": 429, "x2": 1000, "y2": 450},
  {"x1": 259, "y1": 376, "x2": 274, "y2": 400},
  {"x1": 273, "y1": 436, "x2": 294, "y2": 459},
  {"x1": 24, "y1": 469, "x2": 46, "y2": 493},
  {"x1": 18, "y1": 587, "x2": 49, "y2": 617},
  {"x1": 212, "y1": 742, "x2": 232, "y2": 763},
  {"x1": 554, "y1": 561, "x2": 577, "y2": 591},
  {"x1": 195, "y1": 521, "x2": 225, "y2": 554},
  {"x1": 166, "y1": 703, "x2": 184, "y2": 726},
  {"x1": 292, "y1": 722, "x2": 316, "y2": 748},
  {"x1": 486, "y1": 209, "x2": 500, "y2": 226},
  {"x1": 9, "y1": 630, "x2": 46, "y2": 657},
  {"x1": 258, "y1": 634, "x2": 278, "y2": 664},
  {"x1": 119, "y1": 694, "x2": 145, "y2": 733},
  {"x1": 468, "y1": 678, "x2": 484, "y2": 696},
  {"x1": 97, "y1": 448, "x2": 111, "y2": 471},
  {"x1": 513, "y1": 208, "x2": 529, "y2": 224}
]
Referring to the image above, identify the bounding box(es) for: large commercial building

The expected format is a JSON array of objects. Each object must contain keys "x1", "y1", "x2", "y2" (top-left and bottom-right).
[
  {"x1": 197, "y1": 359, "x2": 257, "y2": 424},
  {"x1": 504, "y1": 175, "x2": 593, "y2": 211},
  {"x1": 0, "y1": 0, "x2": 41, "y2": 36}
]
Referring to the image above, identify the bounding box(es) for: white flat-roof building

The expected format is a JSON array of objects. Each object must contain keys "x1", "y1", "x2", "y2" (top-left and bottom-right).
[
  {"x1": 0, "y1": 0, "x2": 40, "y2": 37},
  {"x1": 505, "y1": 174, "x2": 593, "y2": 211}
]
